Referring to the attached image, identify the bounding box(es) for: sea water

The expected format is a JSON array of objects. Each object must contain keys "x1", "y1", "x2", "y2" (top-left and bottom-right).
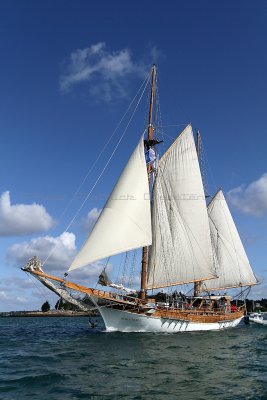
[{"x1": 0, "y1": 317, "x2": 266, "y2": 399}]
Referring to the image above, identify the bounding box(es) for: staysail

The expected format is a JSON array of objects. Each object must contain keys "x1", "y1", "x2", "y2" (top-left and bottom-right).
[
  {"x1": 147, "y1": 125, "x2": 216, "y2": 289},
  {"x1": 69, "y1": 136, "x2": 152, "y2": 271},
  {"x1": 201, "y1": 190, "x2": 258, "y2": 291}
]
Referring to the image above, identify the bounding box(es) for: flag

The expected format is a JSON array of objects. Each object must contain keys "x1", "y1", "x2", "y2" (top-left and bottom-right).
[{"x1": 145, "y1": 147, "x2": 156, "y2": 165}]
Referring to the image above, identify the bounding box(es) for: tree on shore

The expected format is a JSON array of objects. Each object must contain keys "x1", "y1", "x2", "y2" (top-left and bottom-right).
[
  {"x1": 41, "y1": 301, "x2": 50, "y2": 312},
  {"x1": 246, "y1": 298, "x2": 267, "y2": 312}
]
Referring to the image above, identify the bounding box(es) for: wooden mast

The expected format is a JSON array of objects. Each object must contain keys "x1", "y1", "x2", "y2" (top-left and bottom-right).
[
  {"x1": 140, "y1": 64, "x2": 156, "y2": 301},
  {"x1": 194, "y1": 130, "x2": 201, "y2": 297}
]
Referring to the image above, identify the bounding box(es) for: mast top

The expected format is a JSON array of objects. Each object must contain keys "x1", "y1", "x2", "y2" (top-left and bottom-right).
[{"x1": 147, "y1": 65, "x2": 156, "y2": 140}]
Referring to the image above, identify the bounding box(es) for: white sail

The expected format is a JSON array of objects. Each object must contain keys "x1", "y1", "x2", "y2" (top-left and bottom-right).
[
  {"x1": 69, "y1": 136, "x2": 152, "y2": 271},
  {"x1": 201, "y1": 190, "x2": 258, "y2": 291},
  {"x1": 147, "y1": 125, "x2": 216, "y2": 289}
]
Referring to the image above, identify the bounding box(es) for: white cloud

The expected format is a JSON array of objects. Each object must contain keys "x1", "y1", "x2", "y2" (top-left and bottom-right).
[
  {"x1": 69, "y1": 260, "x2": 111, "y2": 282},
  {"x1": 0, "y1": 290, "x2": 9, "y2": 300},
  {"x1": 0, "y1": 276, "x2": 35, "y2": 290},
  {"x1": 227, "y1": 173, "x2": 267, "y2": 217},
  {"x1": 0, "y1": 261, "x2": 110, "y2": 311},
  {"x1": 4, "y1": 231, "x2": 115, "y2": 311},
  {"x1": 81, "y1": 207, "x2": 101, "y2": 232},
  {"x1": 6, "y1": 232, "x2": 77, "y2": 273},
  {"x1": 6, "y1": 230, "x2": 110, "y2": 283},
  {"x1": 0, "y1": 276, "x2": 59, "y2": 312},
  {"x1": 0, "y1": 288, "x2": 34, "y2": 311},
  {"x1": 0, "y1": 287, "x2": 56, "y2": 312},
  {"x1": 0, "y1": 191, "x2": 54, "y2": 237},
  {"x1": 150, "y1": 45, "x2": 163, "y2": 63},
  {"x1": 59, "y1": 42, "x2": 146, "y2": 101}
]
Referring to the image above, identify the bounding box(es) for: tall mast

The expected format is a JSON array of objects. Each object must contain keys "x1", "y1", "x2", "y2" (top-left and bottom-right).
[
  {"x1": 194, "y1": 130, "x2": 201, "y2": 297},
  {"x1": 140, "y1": 65, "x2": 156, "y2": 300}
]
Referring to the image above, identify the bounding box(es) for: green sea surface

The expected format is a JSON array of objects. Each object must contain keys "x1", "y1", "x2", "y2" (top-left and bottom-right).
[{"x1": 0, "y1": 317, "x2": 266, "y2": 399}]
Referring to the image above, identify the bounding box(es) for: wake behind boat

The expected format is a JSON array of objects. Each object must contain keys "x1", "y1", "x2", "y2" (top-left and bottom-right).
[{"x1": 22, "y1": 65, "x2": 258, "y2": 332}]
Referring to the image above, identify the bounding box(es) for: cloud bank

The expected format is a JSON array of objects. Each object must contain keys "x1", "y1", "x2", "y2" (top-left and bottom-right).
[
  {"x1": 81, "y1": 207, "x2": 101, "y2": 232},
  {"x1": 6, "y1": 232, "x2": 76, "y2": 272},
  {"x1": 59, "y1": 42, "x2": 146, "y2": 101},
  {"x1": 227, "y1": 173, "x2": 267, "y2": 217},
  {"x1": 6, "y1": 230, "x2": 110, "y2": 282},
  {"x1": 0, "y1": 191, "x2": 54, "y2": 237},
  {"x1": 0, "y1": 276, "x2": 58, "y2": 312}
]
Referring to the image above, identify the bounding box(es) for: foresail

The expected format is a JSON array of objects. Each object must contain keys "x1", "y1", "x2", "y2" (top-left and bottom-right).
[
  {"x1": 147, "y1": 125, "x2": 215, "y2": 289},
  {"x1": 201, "y1": 190, "x2": 258, "y2": 291},
  {"x1": 69, "y1": 136, "x2": 152, "y2": 271}
]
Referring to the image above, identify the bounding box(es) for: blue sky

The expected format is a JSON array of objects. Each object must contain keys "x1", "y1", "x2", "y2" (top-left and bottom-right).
[{"x1": 0, "y1": 0, "x2": 266, "y2": 311}]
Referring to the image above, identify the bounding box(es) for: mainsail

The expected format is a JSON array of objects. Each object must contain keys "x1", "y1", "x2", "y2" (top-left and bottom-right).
[
  {"x1": 69, "y1": 135, "x2": 152, "y2": 271},
  {"x1": 147, "y1": 125, "x2": 216, "y2": 289},
  {"x1": 201, "y1": 190, "x2": 258, "y2": 291}
]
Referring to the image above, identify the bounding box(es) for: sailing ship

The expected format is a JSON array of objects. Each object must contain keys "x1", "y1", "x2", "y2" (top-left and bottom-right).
[{"x1": 22, "y1": 65, "x2": 258, "y2": 332}]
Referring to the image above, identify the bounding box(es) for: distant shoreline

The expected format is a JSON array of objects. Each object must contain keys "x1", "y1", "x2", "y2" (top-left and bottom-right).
[{"x1": 0, "y1": 310, "x2": 95, "y2": 317}]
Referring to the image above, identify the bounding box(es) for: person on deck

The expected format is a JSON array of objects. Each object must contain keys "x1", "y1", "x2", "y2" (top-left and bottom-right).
[{"x1": 231, "y1": 304, "x2": 237, "y2": 313}]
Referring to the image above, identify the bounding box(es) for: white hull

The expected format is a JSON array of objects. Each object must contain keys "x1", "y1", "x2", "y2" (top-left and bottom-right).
[
  {"x1": 249, "y1": 316, "x2": 265, "y2": 325},
  {"x1": 97, "y1": 306, "x2": 243, "y2": 333},
  {"x1": 22, "y1": 268, "x2": 245, "y2": 333}
]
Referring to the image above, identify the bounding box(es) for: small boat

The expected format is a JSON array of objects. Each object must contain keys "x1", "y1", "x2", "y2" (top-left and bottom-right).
[
  {"x1": 249, "y1": 312, "x2": 265, "y2": 325},
  {"x1": 22, "y1": 65, "x2": 259, "y2": 332}
]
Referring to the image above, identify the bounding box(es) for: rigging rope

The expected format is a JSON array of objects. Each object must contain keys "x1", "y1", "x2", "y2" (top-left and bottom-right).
[
  {"x1": 120, "y1": 252, "x2": 130, "y2": 287},
  {"x1": 127, "y1": 249, "x2": 137, "y2": 288},
  {"x1": 201, "y1": 139, "x2": 219, "y2": 197},
  {"x1": 43, "y1": 70, "x2": 152, "y2": 268},
  {"x1": 115, "y1": 253, "x2": 125, "y2": 284},
  {"x1": 25, "y1": 271, "x2": 51, "y2": 302},
  {"x1": 53, "y1": 69, "x2": 152, "y2": 227}
]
